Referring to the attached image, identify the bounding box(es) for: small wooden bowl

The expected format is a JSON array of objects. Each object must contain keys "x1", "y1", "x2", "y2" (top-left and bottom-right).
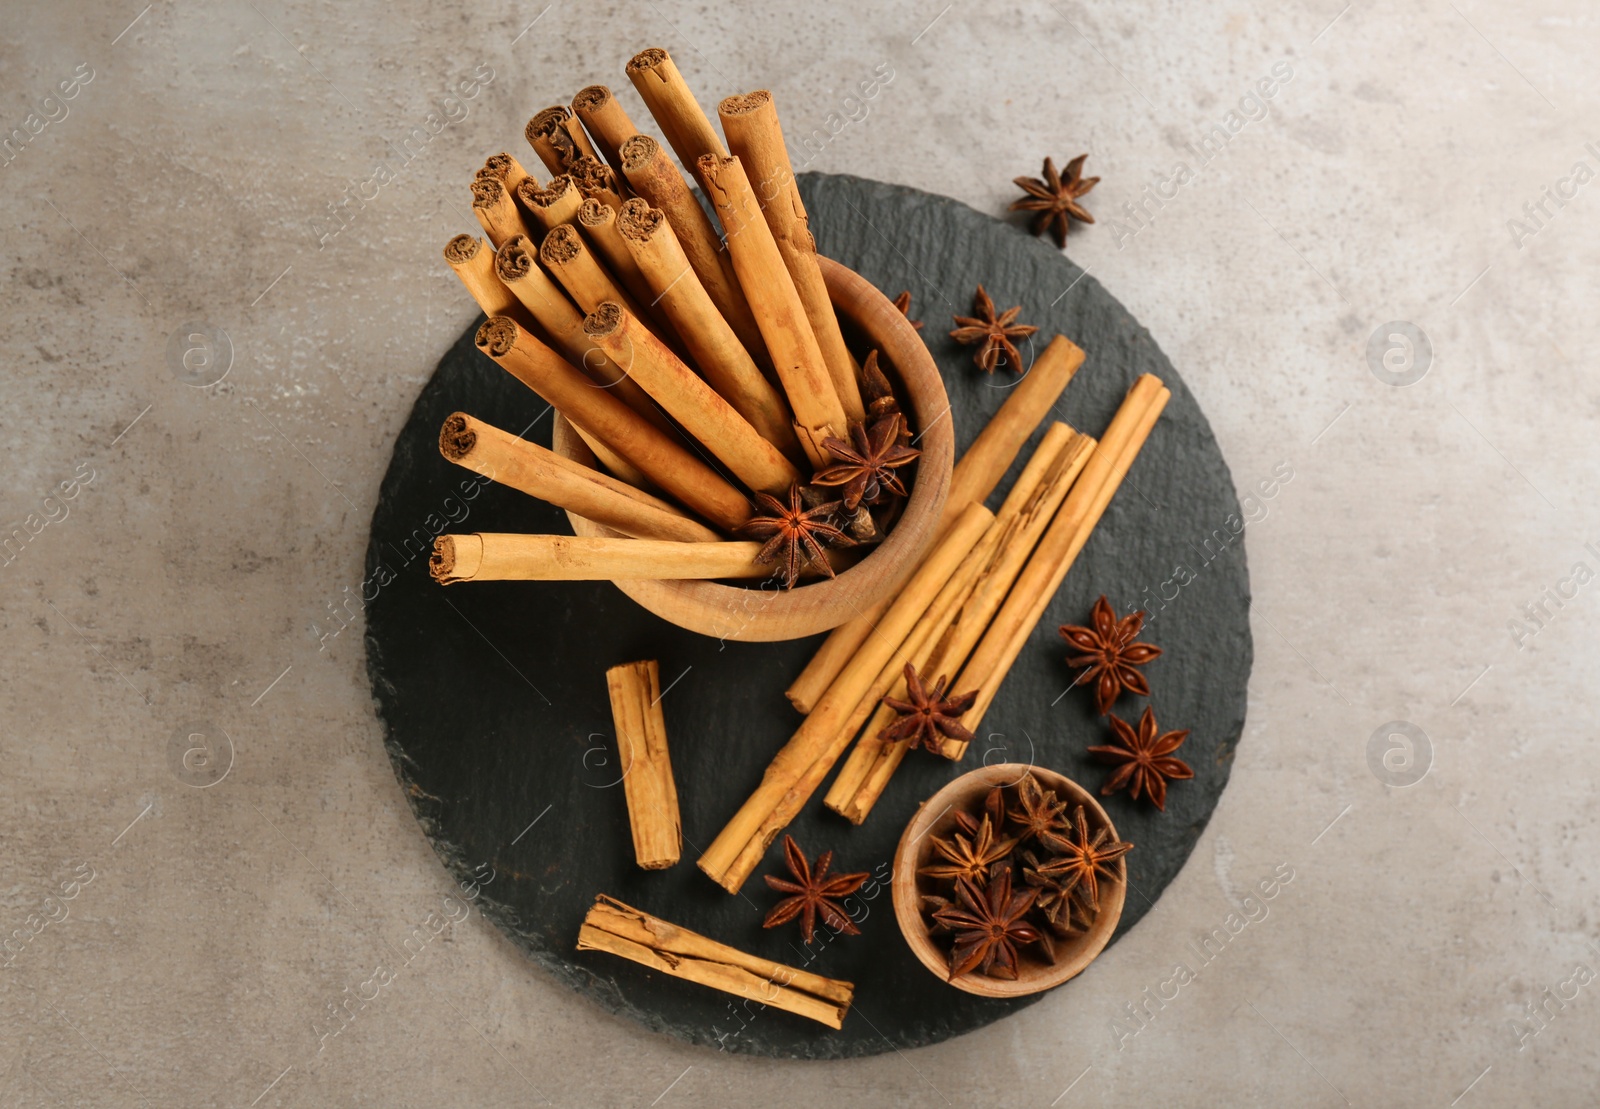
[
  {"x1": 892, "y1": 763, "x2": 1126, "y2": 998},
  {"x1": 551, "y1": 255, "x2": 953, "y2": 642}
]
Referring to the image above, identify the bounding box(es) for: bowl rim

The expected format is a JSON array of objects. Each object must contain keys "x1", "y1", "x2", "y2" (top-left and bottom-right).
[
  {"x1": 892, "y1": 762, "x2": 1127, "y2": 997},
  {"x1": 552, "y1": 254, "x2": 954, "y2": 642}
]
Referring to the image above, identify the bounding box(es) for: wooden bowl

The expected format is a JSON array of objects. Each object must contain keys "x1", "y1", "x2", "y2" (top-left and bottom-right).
[
  {"x1": 892, "y1": 763, "x2": 1126, "y2": 998},
  {"x1": 551, "y1": 255, "x2": 953, "y2": 642}
]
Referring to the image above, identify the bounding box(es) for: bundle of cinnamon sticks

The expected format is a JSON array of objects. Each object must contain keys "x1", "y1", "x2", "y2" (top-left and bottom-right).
[{"x1": 432, "y1": 49, "x2": 908, "y2": 590}]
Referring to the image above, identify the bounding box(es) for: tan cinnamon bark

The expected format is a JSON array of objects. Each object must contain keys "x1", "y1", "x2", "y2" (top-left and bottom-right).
[
  {"x1": 785, "y1": 334, "x2": 1087, "y2": 712},
  {"x1": 616, "y1": 198, "x2": 797, "y2": 453},
  {"x1": 950, "y1": 376, "x2": 1169, "y2": 746},
  {"x1": 470, "y1": 176, "x2": 532, "y2": 249},
  {"x1": 567, "y1": 154, "x2": 627, "y2": 210},
  {"x1": 442, "y1": 233, "x2": 522, "y2": 320},
  {"x1": 438, "y1": 413, "x2": 717, "y2": 543},
  {"x1": 583, "y1": 303, "x2": 799, "y2": 494},
  {"x1": 429, "y1": 533, "x2": 768, "y2": 583},
  {"x1": 525, "y1": 105, "x2": 598, "y2": 175},
  {"x1": 480, "y1": 151, "x2": 535, "y2": 199},
  {"x1": 698, "y1": 154, "x2": 847, "y2": 469},
  {"x1": 575, "y1": 199, "x2": 676, "y2": 338},
  {"x1": 624, "y1": 47, "x2": 727, "y2": 170},
  {"x1": 518, "y1": 175, "x2": 583, "y2": 236},
  {"x1": 570, "y1": 84, "x2": 638, "y2": 175},
  {"x1": 576, "y1": 895, "x2": 853, "y2": 1028},
  {"x1": 620, "y1": 135, "x2": 767, "y2": 362},
  {"x1": 474, "y1": 316, "x2": 752, "y2": 530},
  {"x1": 538, "y1": 224, "x2": 651, "y2": 325},
  {"x1": 719, "y1": 90, "x2": 864, "y2": 423},
  {"x1": 605, "y1": 661, "x2": 682, "y2": 869},
  {"x1": 696, "y1": 504, "x2": 994, "y2": 894}
]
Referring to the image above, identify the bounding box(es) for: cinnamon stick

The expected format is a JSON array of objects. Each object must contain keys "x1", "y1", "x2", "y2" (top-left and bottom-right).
[
  {"x1": 570, "y1": 84, "x2": 638, "y2": 175},
  {"x1": 442, "y1": 233, "x2": 521, "y2": 320},
  {"x1": 825, "y1": 425, "x2": 1096, "y2": 821},
  {"x1": 481, "y1": 151, "x2": 535, "y2": 198},
  {"x1": 576, "y1": 895, "x2": 854, "y2": 1029},
  {"x1": 605, "y1": 661, "x2": 682, "y2": 869},
  {"x1": 582, "y1": 303, "x2": 800, "y2": 494},
  {"x1": 785, "y1": 335, "x2": 1086, "y2": 713},
  {"x1": 429, "y1": 533, "x2": 768, "y2": 583},
  {"x1": 697, "y1": 503, "x2": 994, "y2": 894},
  {"x1": 698, "y1": 153, "x2": 847, "y2": 469},
  {"x1": 538, "y1": 224, "x2": 651, "y2": 324},
  {"x1": 493, "y1": 235, "x2": 673, "y2": 436},
  {"x1": 525, "y1": 105, "x2": 598, "y2": 176},
  {"x1": 949, "y1": 376, "x2": 1169, "y2": 748},
  {"x1": 575, "y1": 199, "x2": 676, "y2": 338},
  {"x1": 719, "y1": 90, "x2": 864, "y2": 424},
  {"x1": 620, "y1": 134, "x2": 767, "y2": 362},
  {"x1": 616, "y1": 198, "x2": 798, "y2": 454},
  {"x1": 568, "y1": 153, "x2": 627, "y2": 210},
  {"x1": 474, "y1": 316, "x2": 752, "y2": 530},
  {"x1": 438, "y1": 413, "x2": 717, "y2": 543},
  {"x1": 518, "y1": 175, "x2": 582, "y2": 236},
  {"x1": 470, "y1": 175, "x2": 533, "y2": 249},
  {"x1": 624, "y1": 47, "x2": 727, "y2": 170}
]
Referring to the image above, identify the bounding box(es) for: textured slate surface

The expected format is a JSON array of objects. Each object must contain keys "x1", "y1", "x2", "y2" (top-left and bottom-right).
[{"x1": 363, "y1": 173, "x2": 1252, "y2": 1059}]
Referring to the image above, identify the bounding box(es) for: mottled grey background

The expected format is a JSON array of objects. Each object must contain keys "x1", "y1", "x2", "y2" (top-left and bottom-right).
[{"x1": 0, "y1": 1, "x2": 1593, "y2": 1105}]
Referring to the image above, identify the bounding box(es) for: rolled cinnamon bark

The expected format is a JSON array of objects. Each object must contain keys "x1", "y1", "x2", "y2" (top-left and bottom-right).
[
  {"x1": 480, "y1": 151, "x2": 535, "y2": 198},
  {"x1": 538, "y1": 224, "x2": 651, "y2": 325},
  {"x1": 570, "y1": 84, "x2": 638, "y2": 175},
  {"x1": 438, "y1": 412, "x2": 716, "y2": 543},
  {"x1": 620, "y1": 135, "x2": 767, "y2": 362},
  {"x1": 474, "y1": 316, "x2": 751, "y2": 530},
  {"x1": 568, "y1": 154, "x2": 627, "y2": 210},
  {"x1": 575, "y1": 199, "x2": 674, "y2": 338},
  {"x1": 719, "y1": 91, "x2": 864, "y2": 424},
  {"x1": 624, "y1": 47, "x2": 727, "y2": 170},
  {"x1": 493, "y1": 236, "x2": 672, "y2": 435},
  {"x1": 605, "y1": 662, "x2": 683, "y2": 869},
  {"x1": 785, "y1": 334, "x2": 1087, "y2": 712},
  {"x1": 442, "y1": 233, "x2": 523, "y2": 320},
  {"x1": 430, "y1": 533, "x2": 768, "y2": 583},
  {"x1": 697, "y1": 153, "x2": 847, "y2": 469},
  {"x1": 470, "y1": 176, "x2": 532, "y2": 249},
  {"x1": 583, "y1": 302, "x2": 800, "y2": 494},
  {"x1": 525, "y1": 105, "x2": 599, "y2": 175},
  {"x1": 518, "y1": 175, "x2": 582, "y2": 236},
  {"x1": 616, "y1": 198, "x2": 797, "y2": 453}
]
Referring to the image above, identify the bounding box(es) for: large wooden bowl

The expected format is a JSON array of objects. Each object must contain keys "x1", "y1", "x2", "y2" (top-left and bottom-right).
[
  {"x1": 551, "y1": 255, "x2": 953, "y2": 642},
  {"x1": 893, "y1": 763, "x2": 1126, "y2": 998}
]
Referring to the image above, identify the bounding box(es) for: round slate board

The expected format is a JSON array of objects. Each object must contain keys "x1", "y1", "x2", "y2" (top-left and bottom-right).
[{"x1": 364, "y1": 173, "x2": 1251, "y2": 1059}]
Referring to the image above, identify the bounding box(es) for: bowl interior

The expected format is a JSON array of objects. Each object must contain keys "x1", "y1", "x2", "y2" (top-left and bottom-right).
[
  {"x1": 892, "y1": 763, "x2": 1126, "y2": 998},
  {"x1": 552, "y1": 255, "x2": 953, "y2": 642}
]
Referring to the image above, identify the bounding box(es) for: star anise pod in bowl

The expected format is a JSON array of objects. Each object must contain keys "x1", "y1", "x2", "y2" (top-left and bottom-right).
[
  {"x1": 736, "y1": 483, "x2": 854, "y2": 589},
  {"x1": 932, "y1": 869, "x2": 1041, "y2": 981},
  {"x1": 812, "y1": 413, "x2": 920, "y2": 511}
]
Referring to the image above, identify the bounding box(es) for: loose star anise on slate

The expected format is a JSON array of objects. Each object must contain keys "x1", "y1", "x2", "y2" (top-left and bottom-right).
[
  {"x1": 1006, "y1": 771, "x2": 1072, "y2": 846},
  {"x1": 892, "y1": 290, "x2": 924, "y2": 331},
  {"x1": 813, "y1": 414, "x2": 920, "y2": 511},
  {"x1": 736, "y1": 483, "x2": 852, "y2": 589},
  {"x1": 1089, "y1": 706, "x2": 1194, "y2": 811},
  {"x1": 949, "y1": 284, "x2": 1039, "y2": 374},
  {"x1": 880, "y1": 662, "x2": 978, "y2": 752},
  {"x1": 1059, "y1": 595, "x2": 1163, "y2": 715},
  {"x1": 918, "y1": 813, "x2": 1017, "y2": 887},
  {"x1": 1010, "y1": 154, "x2": 1099, "y2": 247},
  {"x1": 932, "y1": 870, "x2": 1042, "y2": 980},
  {"x1": 762, "y1": 835, "x2": 869, "y2": 944},
  {"x1": 1034, "y1": 805, "x2": 1133, "y2": 914}
]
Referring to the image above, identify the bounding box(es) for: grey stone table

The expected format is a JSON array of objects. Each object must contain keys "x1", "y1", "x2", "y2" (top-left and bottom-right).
[{"x1": 2, "y1": 1, "x2": 1595, "y2": 1105}]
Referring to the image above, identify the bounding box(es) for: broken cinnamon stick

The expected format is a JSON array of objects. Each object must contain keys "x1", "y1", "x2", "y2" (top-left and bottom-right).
[
  {"x1": 605, "y1": 661, "x2": 682, "y2": 869},
  {"x1": 576, "y1": 895, "x2": 853, "y2": 1029},
  {"x1": 438, "y1": 413, "x2": 717, "y2": 543},
  {"x1": 719, "y1": 90, "x2": 864, "y2": 424}
]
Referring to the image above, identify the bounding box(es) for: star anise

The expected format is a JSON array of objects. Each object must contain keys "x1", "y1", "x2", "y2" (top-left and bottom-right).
[
  {"x1": 1006, "y1": 772, "x2": 1072, "y2": 845},
  {"x1": 1088, "y1": 706, "x2": 1194, "y2": 811},
  {"x1": 880, "y1": 663, "x2": 978, "y2": 753},
  {"x1": 954, "y1": 784, "x2": 1006, "y2": 839},
  {"x1": 1010, "y1": 154, "x2": 1099, "y2": 247},
  {"x1": 735, "y1": 483, "x2": 852, "y2": 589},
  {"x1": 892, "y1": 290, "x2": 924, "y2": 331},
  {"x1": 1059, "y1": 595, "x2": 1162, "y2": 715},
  {"x1": 761, "y1": 835, "x2": 869, "y2": 944},
  {"x1": 932, "y1": 870, "x2": 1041, "y2": 980},
  {"x1": 1020, "y1": 850, "x2": 1096, "y2": 937},
  {"x1": 813, "y1": 414, "x2": 920, "y2": 511},
  {"x1": 949, "y1": 284, "x2": 1038, "y2": 374},
  {"x1": 918, "y1": 813, "x2": 1017, "y2": 888},
  {"x1": 1033, "y1": 805, "x2": 1132, "y2": 913}
]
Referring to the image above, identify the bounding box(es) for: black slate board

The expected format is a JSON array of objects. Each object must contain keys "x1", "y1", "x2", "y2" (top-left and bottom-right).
[{"x1": 364, "y1": 174, "x2": 1252, "y2": 1059}]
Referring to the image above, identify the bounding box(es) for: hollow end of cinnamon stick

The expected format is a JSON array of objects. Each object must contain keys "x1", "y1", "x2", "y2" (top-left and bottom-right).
[
  {"x1": 582, "y1": 301, "x2": 624, "y2": 340},
  {"x1": 475, "y1": 316, "x2": 519, "y2": 357},
  {"x1": 618, "y1": 133, "x2": 662, "y2": 175},
  {"x1": 470, "y1": 176, "x2": 502, "y2": 209},
  {"x1": 429, "y1": 534, "x2": 484, "y2": 584},
  {"x1": 569, "y1": 154, "x2": 620, "y2": 200},
  {"x1": 577, "y1": 197, "x2": 613, "y2": 229},
  {"x1": 718, "y1": 89, "x2": 771, "y2": 118},
  {"x1": 539, "y1": 223, "x2": 583, "y2": 266},
  {"x1": 443, "y1": 233, "x2": 482, "y2": 266},
  {"x1": 520, "y1": 174, "x2": 575, "y2": 213},
  {"x1": 616, "y1": 197, "x2": 664, "y2": 242},
  {"x1": 494, "y1": 235, "x2": 536, "y2": 283},
  {"x1": 571, "y1": 84, "x2": 612, "y2": 115},
  {"x1": 439, "y1": 412, "x2": 476, "y2": 462},
  {"x1": 625, "y1": 46, "x2": 670, "y2": 78}
]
